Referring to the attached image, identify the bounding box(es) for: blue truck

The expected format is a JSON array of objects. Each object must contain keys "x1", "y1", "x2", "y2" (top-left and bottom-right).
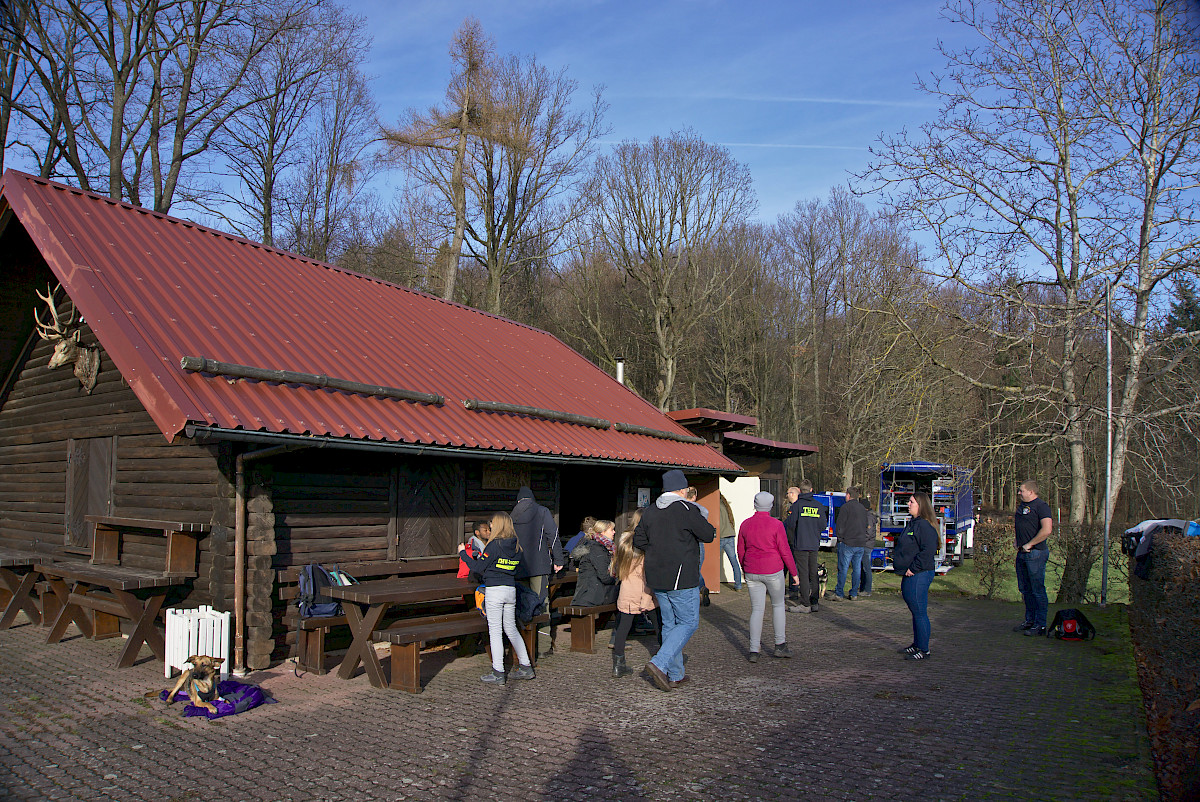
[{"x1": 872, "y1": 461, "x2": 976, "y2": 573}]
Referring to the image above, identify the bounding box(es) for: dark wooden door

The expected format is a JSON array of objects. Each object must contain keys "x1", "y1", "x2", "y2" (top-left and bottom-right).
[
  {"x1": 391, "y1": 461, "x2": 463, "y2": 557},
  {"x1": 65, "y1": 436, "x2": 114, "y2": 549}
]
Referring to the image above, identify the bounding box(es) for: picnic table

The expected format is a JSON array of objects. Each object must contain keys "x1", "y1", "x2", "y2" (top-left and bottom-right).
[
  {"x1": 329, "y1": 570, "x2": 577, "y2": 692},
  {"x1": 36, "y1": 516, "x2": 207, "y2": 668},
  {"x1": 328, "y1": 573, "x2": 476, "y2": 687},
  {"x1": 0, "y1": 547, "x2": 46, "y2": 629}
]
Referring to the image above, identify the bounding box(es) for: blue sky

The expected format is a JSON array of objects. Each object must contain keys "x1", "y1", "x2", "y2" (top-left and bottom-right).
[{"x1": 357, "y1": 0, "x2": 963, "y2": 223}]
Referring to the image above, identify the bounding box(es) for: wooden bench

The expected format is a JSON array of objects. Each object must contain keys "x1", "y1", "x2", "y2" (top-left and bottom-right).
[
  {"x1": 35, "y1": 516, "x2": 206, "y2": 668},
  {"x1": 560, "y1": 603, "x2": 618, "y2": 654},
  {"x1": 373, "y1": 609, "x2": 550, "y2": 693},
  {"x1": 0, "y1": 547, "x2": 49, "y2": 629},
  {"x1": 277, "y1": 557, "x2": 460, "y2": 675}
]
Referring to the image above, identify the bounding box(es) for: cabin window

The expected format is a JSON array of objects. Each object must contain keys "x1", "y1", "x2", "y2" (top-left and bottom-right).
[{"x1": 65, "y1": 436, "x2": 115, "y2": 549}]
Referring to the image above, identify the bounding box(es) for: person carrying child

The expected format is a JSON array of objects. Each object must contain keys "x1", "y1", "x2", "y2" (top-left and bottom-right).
[
  {"x1": 457, "y1": 512, "x2": 536, "y2": 685},
  {"x1": 609, "y1": 509, "x2": 662, "y2": 678}
]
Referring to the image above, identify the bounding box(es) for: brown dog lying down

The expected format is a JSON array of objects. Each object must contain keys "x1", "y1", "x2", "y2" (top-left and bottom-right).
[{"x1": 166, "y1": 654, "x2": 224, "y2": 713}]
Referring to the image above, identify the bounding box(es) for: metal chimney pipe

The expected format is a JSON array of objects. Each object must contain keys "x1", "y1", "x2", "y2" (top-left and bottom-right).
[{"x1": 615, "y1": 357, "x2": 625, "y2": 385}]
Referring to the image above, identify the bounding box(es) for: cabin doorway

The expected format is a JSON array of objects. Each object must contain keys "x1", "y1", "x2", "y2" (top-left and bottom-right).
[
  {"x1": 558, "y1": 466, "x2": 626, "y2": 547},
  {"x1": 65, "y1": 436, "x2": 115, "y2": 551}
]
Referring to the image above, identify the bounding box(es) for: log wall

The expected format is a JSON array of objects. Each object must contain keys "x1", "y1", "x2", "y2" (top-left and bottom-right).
[{"x1": 0, "y1": 321, "x2": 227, "y2": 604}]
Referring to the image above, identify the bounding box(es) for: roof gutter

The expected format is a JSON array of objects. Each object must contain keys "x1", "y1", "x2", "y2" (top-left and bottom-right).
[{"x1": 183, "y1": 425, "x2": 745, "y2": 476}]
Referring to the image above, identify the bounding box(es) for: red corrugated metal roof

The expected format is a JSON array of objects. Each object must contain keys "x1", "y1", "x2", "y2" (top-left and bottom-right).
[{"x1": 0, "y1": 171, "x2": 742, "y2": 472}]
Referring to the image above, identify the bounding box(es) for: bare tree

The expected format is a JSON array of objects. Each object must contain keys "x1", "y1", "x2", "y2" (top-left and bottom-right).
[
  {"x1": 457, "y1": 55, "x2": 606, "y2": 314},
  {"x1": 207, "y1": 4, "x2": 366, "y2": 246},
  {"x1": 861, "y1": 0, "x2": 1200, "y2": 600},
  {"x1": 382, "y1": 18, "x2": 503, "y2": 301},
  {"x1": 0, "y1": 0, "x2": 32, "y2": 174},
  {"x1": 279, "y1": 65, "x2": 377, "y2": 263},
  {"x1": 588, "y1": 129, "x2": 756, "y2": 410},
  {"x1": 11, "y1": 0, "x2": 313, "y2": 211}
]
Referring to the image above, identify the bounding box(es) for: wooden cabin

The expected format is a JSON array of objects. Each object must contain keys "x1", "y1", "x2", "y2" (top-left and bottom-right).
[{"x1": 0, "y1": 172, "x2": 747, "y2": 669}]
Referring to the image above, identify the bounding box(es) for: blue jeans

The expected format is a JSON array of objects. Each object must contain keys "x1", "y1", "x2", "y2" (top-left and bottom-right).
[
  {"x1": 835, "y1": 543, "x2": 864, "y2": 598},
  {"x1": 859, "y1": 549, "x2": 874, "y2": 594},
  {"x1": 650, "y1": 586, "x2": 700, "y2": 682},
  {"x1": 721, "y1": 536, "x2": 742, "y2": 589},
  {"x1": 1015, "y1": 548, "x2": 1049, "y2": 628},
  {"x1": 901, "y1": 569, "x2": 935, "y2": 652}
]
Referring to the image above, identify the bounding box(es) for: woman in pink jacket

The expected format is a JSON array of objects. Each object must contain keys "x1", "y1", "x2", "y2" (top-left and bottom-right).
[{"x1": 737, "y1": 491, "x2": 800, "y2": 662}]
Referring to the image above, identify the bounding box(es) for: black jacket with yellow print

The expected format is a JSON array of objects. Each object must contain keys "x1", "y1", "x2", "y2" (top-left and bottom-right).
[
  {"x1": 784, "y1": 493, "x2": 829, "y2": 552},
  {"x1": 458, "y1": 537, "x2": 524, "y2": 587}
]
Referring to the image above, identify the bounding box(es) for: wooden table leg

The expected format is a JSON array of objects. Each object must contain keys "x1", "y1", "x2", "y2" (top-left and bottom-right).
[
  {"x1": 0, "y1": 568, "x2": 41, "y2": 628},
  {"x1": 44, "y1": 577, "x2": 92, "y2": 642},
  {"x1": 570, "y1": 614, "x2": 597, "y2": 653},
  {"x1": 113, "y1": 589, "x2": 166, "y2": 668},
  {"x1": 336, "y1": 603, "x2": 388, "y2": 684},
  {"x1": 388, "y1": 642, "x2": 422, "y2": 693}
]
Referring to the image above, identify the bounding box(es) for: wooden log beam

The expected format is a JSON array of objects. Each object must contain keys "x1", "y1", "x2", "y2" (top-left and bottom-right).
[{"x1": 180, "y1": 356, "x2": 444, "y2": 406}]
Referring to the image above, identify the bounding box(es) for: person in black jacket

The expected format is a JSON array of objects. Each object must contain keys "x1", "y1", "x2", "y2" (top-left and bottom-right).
[
  {"x1": 633, "y1": 469, "x2": 716, "y2": 691},
  {"x1": 458, "y1": 512, "x2": 535, "y2": 684},
  {"x1": 830, "y1": 486, "x2": 870, "y2": 602},
  {"x1": 893, "y1": 492, "x2": 940, "y2": 661},
  {"x1": 783, "y1": 481, "x2": 828, "y2": 612},
  {"x1": 570, "y1": 520, "x2": 618, "y2": 607},
  {"x1": 511, "y1": 486, "x2": 566, "y2": 600}
]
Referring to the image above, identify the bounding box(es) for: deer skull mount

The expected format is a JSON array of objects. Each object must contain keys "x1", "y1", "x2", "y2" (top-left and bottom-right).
[{"x1": 34, "y1": 284, "x2": 100, "y2": 394}]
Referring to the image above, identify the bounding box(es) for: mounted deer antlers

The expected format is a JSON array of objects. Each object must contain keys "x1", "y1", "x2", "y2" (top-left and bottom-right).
[{"x1": 33, "y1": 284, "x2": 99, "y2": 393}]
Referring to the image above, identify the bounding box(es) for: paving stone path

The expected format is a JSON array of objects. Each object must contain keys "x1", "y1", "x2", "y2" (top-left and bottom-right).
[{"x1": 0, "y1": 589, "x2": 1155, "y2": 801}]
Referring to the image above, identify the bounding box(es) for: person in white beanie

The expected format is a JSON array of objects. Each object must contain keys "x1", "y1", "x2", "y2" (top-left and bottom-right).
[{"x1": 737, "y1": 491, "x2": 800, "y2": 662}]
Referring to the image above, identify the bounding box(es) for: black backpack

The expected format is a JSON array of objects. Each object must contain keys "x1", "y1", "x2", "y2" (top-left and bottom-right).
[
  {"x1": 1047, "y1": 608, "x2": 1096, "y2": 641},
  {"x1": 297, "y1": 563, "x2": 342, "y2": 619}
]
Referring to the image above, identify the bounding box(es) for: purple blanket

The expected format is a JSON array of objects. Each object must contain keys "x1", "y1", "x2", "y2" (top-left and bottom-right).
[{"x1": 159, "y1": 679, "x2": 273, "y2": 719}]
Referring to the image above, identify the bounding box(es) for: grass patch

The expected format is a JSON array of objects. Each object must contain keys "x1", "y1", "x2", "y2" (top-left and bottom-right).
[{"x1": 854, "y1": 550, "x2": 1131, "y2": 604}]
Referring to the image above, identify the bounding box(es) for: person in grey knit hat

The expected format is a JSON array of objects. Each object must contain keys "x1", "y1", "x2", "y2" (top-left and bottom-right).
[{"x1": 737, "y1": 491, "x2": 800, "y2": 661}]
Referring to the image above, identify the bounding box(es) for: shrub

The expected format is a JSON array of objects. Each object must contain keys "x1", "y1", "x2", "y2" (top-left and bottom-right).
[{"x1": 972, "y1": 517, "x2": 1013, "y2": 599}]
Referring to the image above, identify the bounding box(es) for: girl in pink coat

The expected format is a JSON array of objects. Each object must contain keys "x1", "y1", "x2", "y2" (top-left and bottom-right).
[{"x1": 609, "y1": 509, "x2": 662, "y2": 678}]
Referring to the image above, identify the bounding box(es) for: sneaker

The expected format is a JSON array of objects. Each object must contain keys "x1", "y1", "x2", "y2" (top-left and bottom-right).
[
  {"x1": 669, "y1": 675, "x2": 691, "y2": 688},
  {"x1": 509, "y1": 664, "x2": 536, "y2": 680},
  {"x1": 905, "y1": 650, "x2": 931, "y2": 661},
  {"x1": 786, "y1": 604, "x2": 811, "y2": 613},
  {"x1": 747, "y1": 651, "x2": 760, "y2": 663},
  {"x1": 860, "y1": 591, "x2": 872, "y2": 597},
  {"x1": 898, "y1": 644, "x2": 919, "y2": 655},
  {"x1": 1023, "y1": 626, "x2": 1047, "y2": 637},
  {"x1": 848, "y1": 595, "x2": 858, "y2": 601},
  {"x1": 826, "y1": 593, "x2": 843, "y2": 602},
  {"x1": 772, "y1": 643, "x2": 793, "y2": 659},
  {"x1": 480, "y1": 669, "x2": 507, "y2": 685},
  {"x1": 1012, "y1": 622, "x2": 1035, "y2": 632},
  {"x1": 809, "y1": 604, "x2": 819, "y2": 613}
]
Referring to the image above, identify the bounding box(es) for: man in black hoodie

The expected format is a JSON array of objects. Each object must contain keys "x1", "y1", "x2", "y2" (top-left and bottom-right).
[
  {"x1": 830, "y1": 486, "x2": 869, "y2": 601},
  {"x1": 633, "y1": 469, "x2": 716, "y2": 691},
  {"x1": 784, "y1": 480, "x2": 828, "y2": 612},
  {"x1": 510, "y1": 486, "x2": 565, "y2": 602}
]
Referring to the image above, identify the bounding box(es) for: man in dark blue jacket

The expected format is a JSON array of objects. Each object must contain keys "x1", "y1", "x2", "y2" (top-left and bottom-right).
[
  {"x1": 784, "y1": 480, "x2": 828, "y2": 612},
  {"x1": 633, "y1": 469, "x2": 715, "y2": 691}
]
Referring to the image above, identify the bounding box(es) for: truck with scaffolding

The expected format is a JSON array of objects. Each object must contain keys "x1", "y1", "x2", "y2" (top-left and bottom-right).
[{"x1": 871, "y1": 461, "x2": 976, "y2": 574}]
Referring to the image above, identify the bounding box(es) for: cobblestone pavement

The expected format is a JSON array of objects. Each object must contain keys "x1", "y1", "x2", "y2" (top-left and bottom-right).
[{"x1": 0, "y1": 589, "x2": 1155, "y2": 801}]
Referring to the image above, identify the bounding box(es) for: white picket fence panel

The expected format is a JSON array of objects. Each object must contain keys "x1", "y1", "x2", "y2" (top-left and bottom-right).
[{"x1": 164, "y1": 606, "x2": 231, "y2": 678}]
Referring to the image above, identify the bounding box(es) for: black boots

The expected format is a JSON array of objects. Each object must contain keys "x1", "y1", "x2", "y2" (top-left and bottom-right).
[{"x1": 612, "y1": 654, "x2": 633, "y2": 678}]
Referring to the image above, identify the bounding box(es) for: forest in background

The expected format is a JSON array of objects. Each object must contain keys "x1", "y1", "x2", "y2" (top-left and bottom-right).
[{"x1": 3, "y1": 0, "x2": 1199, "y2": 601}]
